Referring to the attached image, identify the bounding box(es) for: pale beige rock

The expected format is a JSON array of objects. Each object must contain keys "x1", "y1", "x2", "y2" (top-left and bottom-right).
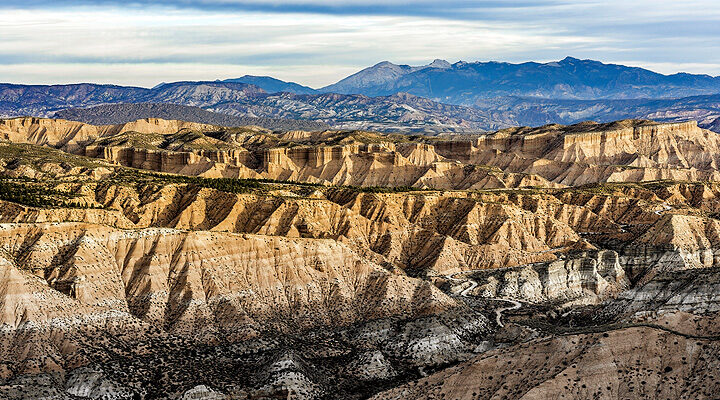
[{"x1": 16, "y1": 117, "x2": 720, "y2": 189}]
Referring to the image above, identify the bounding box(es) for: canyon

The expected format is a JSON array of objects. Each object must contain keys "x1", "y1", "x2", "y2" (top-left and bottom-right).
[{"x1": 0, "y1": 116, "x2": 720, "y2": 398}]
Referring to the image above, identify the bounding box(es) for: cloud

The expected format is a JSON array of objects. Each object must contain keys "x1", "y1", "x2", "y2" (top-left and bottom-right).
[
  {"x1": 0, "y1": 62, "x2": 361, "y2": 88},
  {"x1": 0, "y1": 1, "x2": 719, "y2": 86},
  {"x1": 1, "y1": 1, "x2": 570, "y2": 20}
]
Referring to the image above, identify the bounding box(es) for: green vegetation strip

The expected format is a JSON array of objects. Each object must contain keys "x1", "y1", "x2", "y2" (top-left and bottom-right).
[
  {"x1": 109, "y1": 168, "x2": 428, "y2": 194},
  {"x1": 0, "y1": 177, "x2": 78, "y2": 208},
  {"x1": 107, "y1": 168, "x2": 323, "y2": 194}
]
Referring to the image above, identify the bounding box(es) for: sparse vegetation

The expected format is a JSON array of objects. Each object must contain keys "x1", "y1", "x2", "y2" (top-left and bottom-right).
[
  {"x1": 2, "y1": 116, "x2": 720, "y2": 400},
  {"x1": 345, "y1": 185, "x2": 426, "y2": 193},
  {"x1": 95, "y1": 131, "x2": 164, "y2": 150},
  {"x1": 0, "y1": 142, "x2": 108, "y2": 170},
  {"x1": 107, "y1": 167, "x2": 326, "y2": 194},
  {"x1": 0, "y1": 176, "x2": 80, "y2": 208},
  {"x1": 54, "y1": 103, "x2": 331, "y2": 131}
]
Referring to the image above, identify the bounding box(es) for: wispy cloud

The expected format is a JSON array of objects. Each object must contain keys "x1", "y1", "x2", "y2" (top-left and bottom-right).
[
  {"x1": 1, "y1": 1, "x2": 572, "y2": 20},
  {"x1": 0, "y1": 1, "x2": 718, "y2": 87}
]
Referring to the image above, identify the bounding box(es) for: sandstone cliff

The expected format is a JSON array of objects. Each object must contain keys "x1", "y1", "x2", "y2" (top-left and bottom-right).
[{"x1": 6, "y1": 117, "x2": 720, "y2": 190}]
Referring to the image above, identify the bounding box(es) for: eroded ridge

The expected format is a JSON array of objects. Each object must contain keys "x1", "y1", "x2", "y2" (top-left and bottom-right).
[{"x1": 1, "y1": 118, "x2": 720, "y2": 399}]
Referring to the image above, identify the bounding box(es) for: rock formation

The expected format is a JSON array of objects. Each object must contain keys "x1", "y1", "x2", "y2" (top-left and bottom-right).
[
  {"x1": 4, "y1": 117, "x2": 720, "y2": 190},
  {"x1": 1, "y1": 117, "x2": 720, "y2": 398}
]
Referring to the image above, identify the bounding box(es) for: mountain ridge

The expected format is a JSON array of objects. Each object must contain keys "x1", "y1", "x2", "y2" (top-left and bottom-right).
[
  {"x1": 5, "y1": 80, "x2": 720, "y2": 134},
  {"x1": 321, "y1": 59, "x2": 452, "y2": 95},
  {"x1": 53, "y1": 103, "x2": 330, "y2": 131},
  {"x1": 319, "y1": 57, "x2": 720, "y2": 103},
  {"x1": 0, "y1": 83, "x2": 499, "y2": 133},
  {"x1": 3, "y1": 57, "x2": 720, "y2": 135},
  {"x1": 223, "y1": 75, "x2": 318, "y2": 94}
]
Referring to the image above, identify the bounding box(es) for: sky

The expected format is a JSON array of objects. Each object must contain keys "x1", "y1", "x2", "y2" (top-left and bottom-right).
[{"x1": 1, "y1": 0, "x2": 720, "y2": 88}]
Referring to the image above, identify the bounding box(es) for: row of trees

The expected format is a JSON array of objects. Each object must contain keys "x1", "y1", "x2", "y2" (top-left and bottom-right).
[
  {"x1": 110, "y1": 168, "x2": 429, "y2": 197},
  {"x1": 111, "y1": 169, "x2": 325, "y2": 194},
  {"x1": 0, "y1": 178, "x2": 72, "y2": 208}
]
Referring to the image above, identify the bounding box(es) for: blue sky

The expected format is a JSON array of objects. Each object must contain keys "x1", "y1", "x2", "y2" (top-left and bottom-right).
[{"x1": 1, "y1": 0, "x2": 720, "y2": 87}]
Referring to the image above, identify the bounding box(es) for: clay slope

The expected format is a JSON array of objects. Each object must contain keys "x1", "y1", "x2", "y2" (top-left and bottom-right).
[
  {"x1": 0, "y1": 116, "x2": 216, "y2": 153},
  {"x1": 372, "y1": 325, "x2": 720, "y2": 400},
  {"x1": 434, "y1": 120, "x2": 720, "y2": 185},
  {"x1": 0, "y1": 222, "x2": 453, "y2": 375},
  {"x1": 0, "y1": 169, "x2": 594, "y2": 276},
  {"x1": 9, "y1": 145, "x2": 720, "y2": 279},
  {"x1": 8, "y1": 143, "x2": 720, "y2": 280}
]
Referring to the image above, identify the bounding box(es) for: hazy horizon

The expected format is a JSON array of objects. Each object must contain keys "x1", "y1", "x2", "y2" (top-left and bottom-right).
[
  {"x1": 1, "y1": 56, "x2": 719, "y2": 90},
  {"x1": 2, "y1": 0, "x2": 720, "y2": 87}
]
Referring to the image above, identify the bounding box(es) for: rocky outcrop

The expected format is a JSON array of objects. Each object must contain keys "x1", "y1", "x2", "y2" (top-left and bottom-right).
[
  {"x1": 600, "y1": 267, "x2": 720, "y2": 318},
  {"x1": 434, "y1": 120, "x2": 720, "y2": 186},
  {"x1": 1, "y1": 222, "x2": 454, "y2": 330},
  {"x1": 3, "y1": 117, "x2": 720, "y2": 398},
  {"x1": 180, "y1": 385, "x2": 226, "y2": 400},
  {"x1": 1, "y1": 181, "x2": 596, "y2": 276},
  {"x1": 617, "y1": 214, "x2": 720, "y2": 282},
  {"x1": 0, "y1": 117, "x2": 215, "y2": 153},
  {"x1": 376, "y1": 263, "x2": 720, "y2": 400},
  {"x1": 474, "y1": 250, "x2": 628, "y2": 305},
  {"x1": 0, "y1": 222, "x2": 455, "y2": 376},
  {"x1": 8, "y1": 117, "x2": 720, "y2": 190},
  {"x1": 64, "y1": 367, "x2": 135, "y2": 400},
  {"x1": 344, "y1": 351, "x2": 397, "y2": 381}
]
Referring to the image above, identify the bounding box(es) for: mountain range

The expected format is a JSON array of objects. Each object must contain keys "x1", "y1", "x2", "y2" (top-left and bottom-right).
[
  {"x1": 54, "y1": 103, "x2": 330, "y2": 131},
  {"x1": 232, "y1": 57, "x2": 720, "y2": 104},
  {"x1": 319, "y1": 57, "x2": 720, "y2": 104},
  {"x1": 474, "y1": 93, "x2": 720, "y2": 129},
  {"x1": 0, "y1": 82, "x2": 499, "y2": 133},
  {"x1": 2, "y1": 57, "x2": 720, "y2": 133}
]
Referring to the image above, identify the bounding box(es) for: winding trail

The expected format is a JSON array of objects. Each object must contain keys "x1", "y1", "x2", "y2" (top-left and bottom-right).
[
  {"x1": 443, "y1": 270, "x2": 520, "y2": 328},
  {"x1": 493, "y1": 299, "x2": 521, "y2": 328},
  {"x1": 460, "y1": 281, "x2": 478, "y2": 297},
  {"x1": 654, "y1": 203, "x2": 672, "y2": 215},
  {"x1": 445, "y1": 271, "x2": 479, "y2": 297}
]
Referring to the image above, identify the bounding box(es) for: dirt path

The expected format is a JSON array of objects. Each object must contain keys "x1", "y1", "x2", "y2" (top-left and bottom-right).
[
  {"x1": 444, "y1": 271, "x2": 520, "y2": 327},
  {"x1": 493, "y1": 299, "x2": 521, "y2": 328}
]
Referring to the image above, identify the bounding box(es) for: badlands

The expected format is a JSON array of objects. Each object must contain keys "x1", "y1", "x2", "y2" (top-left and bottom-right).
[{"x1": 0, "y1": 116, "x2": 719, "y2": 398}]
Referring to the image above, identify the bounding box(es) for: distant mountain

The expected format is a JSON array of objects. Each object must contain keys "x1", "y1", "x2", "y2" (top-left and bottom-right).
[
  {"x1": 0, "y1": 81, "x2": 264, "y2": 117},
  {"x1": 708, "y1": 117, "x2": 720, "y2": 133},
  {"x1": 321, "y1": 59, "x2": 451, "y2": 95},
  {"x1": 223, "y1": 75, "x2": 317, "y2": 94},
  {"x1": 148, "y1": 81, "x2": 265, "y2": 105},
  {"x1": 5, "y1": 76, "x2": 720, "y2": 134},
  {"x1": 0, "y1": 83, "x2": 150, "y2": 117},
  {"x1": 0, "y1": 82, "x2": 497, "y2": 133},
  {"x1": 473, "y1": 94, "x2": 720, "y2": 131},
  {"x1": 54, "y1": 103, "x2": 330, "y2": 131},
  {"x1": 320, "y1": 57, "x2": 720, "y2": 104},
  {"x1": 206, "y1": 91, "x2": 501, "y2": 133}
]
